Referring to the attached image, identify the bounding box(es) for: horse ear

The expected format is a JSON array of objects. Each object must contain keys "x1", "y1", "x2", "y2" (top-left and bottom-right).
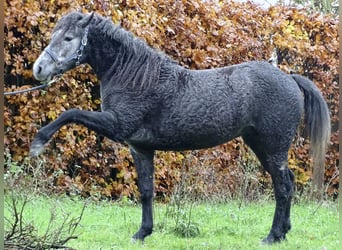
[{"x1": 80, "y1": 12, "x2": 94, "y2": 28}]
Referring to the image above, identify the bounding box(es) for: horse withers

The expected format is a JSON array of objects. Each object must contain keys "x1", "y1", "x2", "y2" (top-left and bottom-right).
[{"x1": 30, "y1": 11, "x2": 330, "y2": 244}]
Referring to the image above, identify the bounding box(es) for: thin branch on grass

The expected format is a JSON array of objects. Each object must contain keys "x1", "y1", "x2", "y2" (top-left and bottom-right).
[{"x1": 5, "y1": 193, "x2": 86, "y2": 249}]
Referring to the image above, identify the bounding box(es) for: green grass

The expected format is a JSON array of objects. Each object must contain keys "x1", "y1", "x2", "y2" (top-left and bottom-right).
[{"x1": 4, "y1": 195, "x2": 338, "y2": 250}]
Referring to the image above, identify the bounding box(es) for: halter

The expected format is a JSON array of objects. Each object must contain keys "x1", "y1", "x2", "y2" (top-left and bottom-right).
[
  {"x1": 4, "y1": 27, "x2": 89, "y2": 96},
  {"x1": 44, "y1": 26, "x2": 89, "y2": 67}
]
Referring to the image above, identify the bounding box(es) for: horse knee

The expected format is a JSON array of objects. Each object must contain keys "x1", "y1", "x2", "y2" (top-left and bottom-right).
[
  {"x1": 137, "y1": 178, "x2": 154, "y2": 201},
  {"x1": 140, "y1": 187, "x2": 153, "y2": 202}
]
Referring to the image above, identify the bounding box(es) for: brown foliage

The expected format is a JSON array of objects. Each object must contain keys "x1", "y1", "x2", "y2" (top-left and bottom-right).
[{"x1": 4, "y1": 0, "x2": 339, "y2": 200}]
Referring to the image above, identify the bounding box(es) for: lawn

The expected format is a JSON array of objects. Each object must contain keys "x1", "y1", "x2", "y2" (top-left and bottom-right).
[{"x1": 4, "y1": 194, "x2": 338, "y2": 250}]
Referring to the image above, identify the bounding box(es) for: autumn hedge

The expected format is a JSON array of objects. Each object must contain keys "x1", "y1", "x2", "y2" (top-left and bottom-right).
[{"x1": 4, "y1": 0, "x2": 339, "y2": 200}]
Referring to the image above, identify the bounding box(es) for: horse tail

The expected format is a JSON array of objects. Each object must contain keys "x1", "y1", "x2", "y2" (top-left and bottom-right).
[{"x1": 292, "y1": 74, "x2": 331, "y2": 188}]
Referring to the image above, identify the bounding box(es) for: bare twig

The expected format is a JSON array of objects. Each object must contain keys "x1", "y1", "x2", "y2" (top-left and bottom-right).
[{"x1": 5, "y1": 193, "x2": 87, "y2": 249}]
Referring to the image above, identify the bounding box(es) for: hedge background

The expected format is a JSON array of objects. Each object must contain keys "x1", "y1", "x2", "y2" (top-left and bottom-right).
[{"x1": 4, "y1": 0, "x2": 339, "y2": 200}]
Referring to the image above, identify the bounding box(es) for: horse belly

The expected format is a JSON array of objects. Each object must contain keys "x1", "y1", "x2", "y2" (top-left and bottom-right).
[
  {"x1": 126, "y1": 114, "x2": 243, "y2": 151},
  {"x1": 153, "y1": 112, "x2": 245, "y2": 150},
  {"x1": 161, "y1": 132, "x2": 239, "y2": 151},
  {"x1": 154, "y1": 87, "x2": 249, "y2": 150},
  {"x1": 128, "y1": 133, "x2": 238, "y2": 151}
]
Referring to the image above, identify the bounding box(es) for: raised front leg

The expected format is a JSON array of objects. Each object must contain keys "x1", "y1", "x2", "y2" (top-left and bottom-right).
[
  {"x1": 30, "y1": 109, "x2": 118, "y2": 156},
  {"x1": 130, "y1": 146, "x2": 155, "y2": 241}
]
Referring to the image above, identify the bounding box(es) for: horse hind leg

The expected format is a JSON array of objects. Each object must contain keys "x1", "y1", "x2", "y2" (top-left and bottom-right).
[
  {"x1": 242, "y1": 132, "x2": 294, "y2": 244},
  {"x1": 263, "y1": 157, "x2": 294, "y2": 243}
]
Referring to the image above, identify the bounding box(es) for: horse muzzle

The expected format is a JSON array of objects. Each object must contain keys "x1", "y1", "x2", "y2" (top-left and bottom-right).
[{"x1": 33, "y1": 51, "x2": 64, "y2": 82}]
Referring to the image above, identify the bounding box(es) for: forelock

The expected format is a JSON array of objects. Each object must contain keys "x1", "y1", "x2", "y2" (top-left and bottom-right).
[{"x1": 52, "y1": 11, "x2": 85, "y2": 33}]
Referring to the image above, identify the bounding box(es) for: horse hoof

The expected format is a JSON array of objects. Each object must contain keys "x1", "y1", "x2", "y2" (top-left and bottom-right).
[
  {"x1": 29, "y1": 141, "x2": 44, "y2": 157},
  {"x1": 261, "y1": 237, "x2": 274, "y2": 245},
  {"x1": 131, "y1": 237, "x2": 144, "y2": 245},
  {"x1": 261, "y1": 234, "x2": 285, "y2": 245}
]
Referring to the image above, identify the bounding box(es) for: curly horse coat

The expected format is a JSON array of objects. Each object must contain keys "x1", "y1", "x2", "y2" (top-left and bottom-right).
[{"x1": 31, "y1": 12, "x2": 330, "y2": 244}]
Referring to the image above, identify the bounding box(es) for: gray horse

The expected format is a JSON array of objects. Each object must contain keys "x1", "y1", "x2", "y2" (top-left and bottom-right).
[{"x1": 30, "y1": 11, "x2": 330, "y2": 244}]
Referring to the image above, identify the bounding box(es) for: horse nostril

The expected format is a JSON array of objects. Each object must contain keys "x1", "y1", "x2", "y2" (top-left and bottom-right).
[{"x1": 37, "y1": 66, "x2": 42, "y2": 74}]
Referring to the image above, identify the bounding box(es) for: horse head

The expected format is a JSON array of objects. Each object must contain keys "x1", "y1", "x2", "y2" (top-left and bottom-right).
[{"x1": 33, "y1": 11, "x2": 94, "y2": 82}]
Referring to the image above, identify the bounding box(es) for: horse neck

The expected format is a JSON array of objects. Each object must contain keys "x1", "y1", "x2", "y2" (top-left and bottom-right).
[
  {"x1": 86, "y1": 29, "x2": 121, "y2": 80},
  {"x1": 86, "y1": 25, "x2": 163, "y2": 90}
]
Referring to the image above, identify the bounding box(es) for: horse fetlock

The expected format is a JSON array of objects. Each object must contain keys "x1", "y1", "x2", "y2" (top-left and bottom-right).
[
  {"x1": 132, "y1": 226, "x2": 153, "y2": 241},
  {"x1": 284, "y1": 219, "x2": 292, "y2": 233},
  {"x1": 29, "y1": 140, "x2": 45, "y2": 157},
  {"x1": 29, "y1": 134, "x2": 49, "y2": 157}
]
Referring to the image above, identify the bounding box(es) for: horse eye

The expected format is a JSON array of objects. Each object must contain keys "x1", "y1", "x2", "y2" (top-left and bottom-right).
[{"x1": 64, "y1": 36, "x2": 73, "y2": 42}]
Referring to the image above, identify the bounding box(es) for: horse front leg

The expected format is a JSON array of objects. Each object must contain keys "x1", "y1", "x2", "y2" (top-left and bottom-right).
[
  {"x1": 30, "y1": 109, "x2": 118, "y2": 156},
  {"x1": 130, "y1": 146, "x2": 155, "y2": 241}
]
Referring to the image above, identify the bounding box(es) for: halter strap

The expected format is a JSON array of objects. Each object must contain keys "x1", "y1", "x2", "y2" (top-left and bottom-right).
[
  {"x1": 44, "y1": 47, "x2": 59, "y2": 64},
  {"x1": 44, "y1": 26, "x2": 89, "y2": 67}
]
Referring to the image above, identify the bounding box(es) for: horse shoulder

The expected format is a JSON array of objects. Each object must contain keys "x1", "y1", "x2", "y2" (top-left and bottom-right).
[{"x1": 101, "y1": 85, "x2": 161, "y2": 141}]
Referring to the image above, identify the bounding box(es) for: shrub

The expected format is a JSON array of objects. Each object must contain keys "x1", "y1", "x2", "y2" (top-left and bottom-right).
[{"x1": 4, "y1": 0, "x2": 339, "y2": 200}]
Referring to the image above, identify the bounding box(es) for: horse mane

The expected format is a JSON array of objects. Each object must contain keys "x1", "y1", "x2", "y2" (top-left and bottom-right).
[{"x1": 91, "y1": 13, "x2": 175, "y2": 90}]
